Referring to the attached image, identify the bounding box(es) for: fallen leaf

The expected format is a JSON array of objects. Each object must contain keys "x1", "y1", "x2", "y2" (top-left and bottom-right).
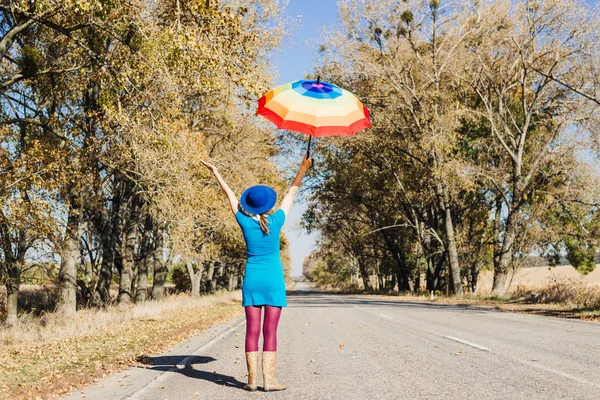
[{"x1": 339, "y1": 344, "x2": 344, "y2": 349}]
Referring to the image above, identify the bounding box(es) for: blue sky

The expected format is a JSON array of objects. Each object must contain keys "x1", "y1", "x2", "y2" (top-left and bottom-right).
[
  {"x1": 272, "y1": 0, "x2": 340, "y2": 86},
  {"x1": 270, "y1": 0, "x2": 340, "y2": 277}
]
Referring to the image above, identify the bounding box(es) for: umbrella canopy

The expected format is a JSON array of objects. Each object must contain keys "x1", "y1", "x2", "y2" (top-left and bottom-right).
[{"x1": 257, "y1": 79, "x2": 371, "y2": 138}]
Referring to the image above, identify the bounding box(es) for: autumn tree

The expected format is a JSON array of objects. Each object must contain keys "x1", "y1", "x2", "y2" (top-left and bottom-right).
[
  {"x1": 306, "y1": 0, "x2": 600, "y2": 296},
  {"x1": 460, "y1": 0, "x2": 600, "y2": 294},
  {"x1": 1, "y1": 0, "x2": 289, "y2": 321}
]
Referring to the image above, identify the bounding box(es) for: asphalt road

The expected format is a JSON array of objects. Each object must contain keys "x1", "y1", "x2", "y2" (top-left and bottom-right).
[{"x1": 64, "y1": 282, "x2": 600, "y2": 400}]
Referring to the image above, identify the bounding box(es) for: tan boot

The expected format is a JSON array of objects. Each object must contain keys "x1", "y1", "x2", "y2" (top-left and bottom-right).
[
  {"x1": 262, "y1": 351, "x2": 286, "y2": 392},
  {"x1": 244, "y1": 352, "x2": 258, "y2": 391}
]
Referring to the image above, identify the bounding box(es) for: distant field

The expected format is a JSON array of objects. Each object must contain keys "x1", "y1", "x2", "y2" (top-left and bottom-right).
[{"x1": 477, "y1": 265, "x2": 600, "y2": 294}]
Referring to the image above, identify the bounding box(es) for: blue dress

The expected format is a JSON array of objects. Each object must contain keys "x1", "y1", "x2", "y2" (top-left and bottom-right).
[{"x1": 236, "y1": 209, "x2": 287, "y2": 307}]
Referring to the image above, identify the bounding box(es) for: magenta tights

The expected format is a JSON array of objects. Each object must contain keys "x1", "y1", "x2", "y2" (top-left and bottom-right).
[{"x1": 245, "y1": 306, "x2": 282, "y2": 352}]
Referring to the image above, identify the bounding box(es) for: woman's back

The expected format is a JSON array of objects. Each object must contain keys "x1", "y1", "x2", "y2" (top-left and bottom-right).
[{"x1": 236, "y1": 209, "x2": 286, "y2": 266}]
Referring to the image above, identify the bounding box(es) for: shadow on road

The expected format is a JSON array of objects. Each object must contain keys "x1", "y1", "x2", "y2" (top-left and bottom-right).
[
  {"x1": 285, "y1": 289, "x2": 490, "y2": 313},
  {"x1": 136, "y1": 355, "x2": 246, "y2": 390}
]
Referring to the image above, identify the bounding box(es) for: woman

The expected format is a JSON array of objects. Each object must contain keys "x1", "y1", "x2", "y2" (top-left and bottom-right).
[{"x1": 201, "y1": 154, "x2": 312, "y2": 392}]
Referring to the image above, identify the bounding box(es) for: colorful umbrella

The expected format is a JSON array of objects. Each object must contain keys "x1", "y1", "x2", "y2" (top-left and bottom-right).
[{"x1": 257, "y1": 77, "x2": 371, "y2": 156}]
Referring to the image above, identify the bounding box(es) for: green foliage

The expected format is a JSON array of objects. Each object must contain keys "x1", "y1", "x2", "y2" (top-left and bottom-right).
[
  {"x1": 17, "y1": 46, "x2": 42, "y2": 77},
  {"x1": 400, "y1": 10, "x2": 413, "y2": 24},
  {"x1": 169, "y1": 264, "x2": 191, "y2": 293},
  {"x1": 564, "y1": 239, "x2": 597, "y2": 275},
  {"x1": 307, "y1": 254, "x2": 352, "y2": 287}
]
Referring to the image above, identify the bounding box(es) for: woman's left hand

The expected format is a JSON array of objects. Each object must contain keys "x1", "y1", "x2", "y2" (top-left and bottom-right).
[{"x1": 200, "y1": 160, "x2": 218, "y2": 173}]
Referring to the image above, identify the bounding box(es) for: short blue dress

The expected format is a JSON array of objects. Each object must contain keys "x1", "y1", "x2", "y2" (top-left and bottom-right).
[{"x1": 236, "y1": 209, "x2": 287, "y2": 307}]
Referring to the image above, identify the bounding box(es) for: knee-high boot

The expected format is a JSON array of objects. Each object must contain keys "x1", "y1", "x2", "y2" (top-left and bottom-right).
[
  {"x1": 244, "y1": 352, "x2": 258, "y2": 391},
  {"x1": 262, "y1": 351, "x2": 286, "y2": 392}
]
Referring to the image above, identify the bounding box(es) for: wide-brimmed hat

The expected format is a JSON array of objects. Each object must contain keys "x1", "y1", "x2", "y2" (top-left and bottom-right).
[{"x1": 240, "y1": 185, "x2": 277, "y2": 215}]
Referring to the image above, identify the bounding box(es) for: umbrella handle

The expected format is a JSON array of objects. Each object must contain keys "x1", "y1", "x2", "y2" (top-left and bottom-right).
[{"x1": 306, "y1": 135, "x2": 315, "y2": 169}]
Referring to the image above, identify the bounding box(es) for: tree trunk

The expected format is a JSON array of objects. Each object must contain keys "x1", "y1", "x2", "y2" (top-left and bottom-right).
[
  {"x1": 227, "y1": 264, "x2": 235, "y2": 291},
  {"x1": 119, "y1": 194, "x2": 140, "y2": 304},
  {"x1": 187, "y1": 260, "x2": 204, "y2": 296},
  {"x1": 4, "y1": 259, "x2": 21, "y2": 326},
  {"x1": 151, "y1": 226, "x2": 167, "y2": 300},
  {"x1": 57, "y1": 201, "x2": 82, "y2": 314},
  {"x1": 235, "y1": 262, "x2": 243, "y2": 289},
  {"x1": 440, "y1": 187, "x2": 463, "y2": 297},
  {"x1": 492, "y1": 197, "x2": 502, "y2": 274},
  {"x1": 135, "y1": 213, "x2": 153, "y2": 303},
  {"x1": 380, "y1": 232, "x2": 411, "y2": 292},
  {"x1": 470, "y1": 227, "x2": 487, "y2": 293},
  {"x1": 414, "y1": 256, "x2": 423, "y2": 293},
  {"x1": 389, "y1": 271, "x2": 397, "y2": 293},
  {"x1": 0, "y1": 224, "x2": 27, "y2": 325},
  {"x1": 238, "y1": 262, "x2": 244, "y2": 289},
  {"x1": 94, "y1": 175, "x2": 124, "y2": 305},
  {"x1": 207, "y1": 261, "x2": 216, "y2": 294},
  {"x1": 492, "y1": 212, "x2": 519, "y2": 296},
  {"x1": 358, "y1": 258, "x2": 372, "y2": 291},
  {"x1": 217, "y1": 262, "x2": 224, "y2": 292},
  {"x1": 426, "y1": 257, "x2": 435, "y2": 291},
  {"x1": 427, "y1": 254, "x2": 446, "y2": 292}
]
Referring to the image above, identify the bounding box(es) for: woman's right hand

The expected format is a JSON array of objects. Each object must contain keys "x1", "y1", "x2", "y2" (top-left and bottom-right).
[{"x1": 301, "y1": 155, "x2": 313, "y2": 170}]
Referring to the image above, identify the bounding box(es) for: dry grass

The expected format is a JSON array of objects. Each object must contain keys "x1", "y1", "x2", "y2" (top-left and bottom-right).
[
  {"x1": 0, "y1": 291, "x2": 243, "y2": 400},
  {"x1": 0, "y1": 285, "x2": 58, "y2": 320},
  {"x1": 511, "y1": 278, "x2": 600, "y2": 310},
  {"x1": 476, "y1": 265, "x2": 600, "y2": 294}
]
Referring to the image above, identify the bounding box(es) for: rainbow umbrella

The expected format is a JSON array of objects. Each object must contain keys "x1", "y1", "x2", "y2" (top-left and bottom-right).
[{"x1": 257, "y1": 78, "x2": 371, "y2": 156}]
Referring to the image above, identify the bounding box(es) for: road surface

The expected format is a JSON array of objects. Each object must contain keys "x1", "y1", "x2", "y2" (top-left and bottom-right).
[{"x1": 64, "y1": 282, "x2": 600, "y2": 400}]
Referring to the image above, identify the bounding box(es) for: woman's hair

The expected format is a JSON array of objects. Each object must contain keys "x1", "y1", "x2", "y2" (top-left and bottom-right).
[
  {"x1": 239, "y1": 205, "x2": 270, "y2": 235},
  {"x1": 259, "y1": 214, "x2": 270, "y2": 235}
]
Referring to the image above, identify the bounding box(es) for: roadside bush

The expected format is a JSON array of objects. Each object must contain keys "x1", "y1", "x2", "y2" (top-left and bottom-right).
[
  {"x1": 170, "y1": 264, "x2": 191, "y2": 293},
  {"x1": 306, "y1": 254, "x2": 353, "y2": 288},
  {"x1": 513, "y1": 277, "x2": 600, "y2": 310}
]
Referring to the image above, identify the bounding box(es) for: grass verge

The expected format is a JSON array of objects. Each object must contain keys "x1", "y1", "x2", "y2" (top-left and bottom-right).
[{"x1": 0, "y1": 292, "x2": 243, "y2": 400}]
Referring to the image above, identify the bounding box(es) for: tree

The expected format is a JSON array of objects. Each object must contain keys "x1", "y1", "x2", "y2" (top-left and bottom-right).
[
  {"x1": 305, "y1": 0, "x2": 600, "y2": 297},
  {"x1": 462, "y1": 0, "x2": 600, "y2": 294},
  {"x1": 1, "y1": 0, "x2": 290, "y2": 321}
]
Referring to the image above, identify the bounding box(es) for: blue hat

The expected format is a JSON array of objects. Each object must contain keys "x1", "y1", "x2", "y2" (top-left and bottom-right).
[{"x1": 240, "y1": 185, "x2": 277, "y2": 215}]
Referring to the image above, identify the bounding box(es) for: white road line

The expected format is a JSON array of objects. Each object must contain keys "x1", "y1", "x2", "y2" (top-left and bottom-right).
[
  {"x1": 379, "y1": 313, "x2": 393, "y2": 320},
  {"x1": 518, "y1": 359, "x2": 600, "y2": 388},
  {"x1": 129, "y1": 317, "x2": 245, "y2": 400},
  {"x1": 443, "y1": 335, "x2": 490, "y2": 351}
]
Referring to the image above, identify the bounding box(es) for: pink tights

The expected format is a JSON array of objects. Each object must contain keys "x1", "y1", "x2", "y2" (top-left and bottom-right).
[{"x1": 245, "y1": 306, "x2": 282, "y2": 352}]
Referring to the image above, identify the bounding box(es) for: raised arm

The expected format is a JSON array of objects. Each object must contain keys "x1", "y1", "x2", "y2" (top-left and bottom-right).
[
  {"x1": 280, "y1": 155, "x2": 312, "y2": 215},
  {"x1": 201, "y1": 160, "x2": 239, "y2": 216}
]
